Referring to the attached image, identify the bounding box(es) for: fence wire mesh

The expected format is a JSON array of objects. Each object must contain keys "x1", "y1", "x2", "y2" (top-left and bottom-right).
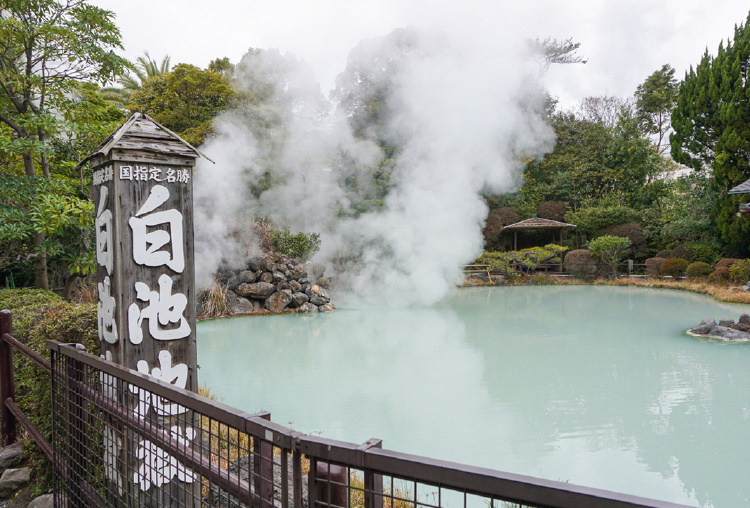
[{"x1": 47, "y1": 342, "x2": 688, "y2": 508}]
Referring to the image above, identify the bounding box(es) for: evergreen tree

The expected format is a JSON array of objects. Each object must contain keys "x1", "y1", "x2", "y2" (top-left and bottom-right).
[{"x1": 671, "y1": 12, "x2": 750, "y2": 254}]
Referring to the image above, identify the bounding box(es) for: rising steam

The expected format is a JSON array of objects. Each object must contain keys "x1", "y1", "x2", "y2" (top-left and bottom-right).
[{"x1": 194, "y1": 27, "x2": 554, "y2": 306}]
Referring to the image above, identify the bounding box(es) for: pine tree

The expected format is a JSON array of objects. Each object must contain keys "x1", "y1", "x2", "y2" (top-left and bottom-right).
[{"x1": 671, "y1": 12, "x2": 750, "y2": 254}]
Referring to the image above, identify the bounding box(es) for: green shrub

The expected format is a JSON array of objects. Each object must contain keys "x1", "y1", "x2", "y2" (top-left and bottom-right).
[
  {"x1": 0, "y1": 289, "x2": 97, "y2": 491},
  {"x1": 530, "y1": 273, "x2": 552, "y2": 285},
  {"x1": 684, "y1": 243, "x2": 720, "y2": 264},
  {"x1": 537, "y1": 201, "x2": 566, "y2": 222},
  {"x1": 645, "y1": 257, "x2": 666, "y2": 277},
  {"x1": 709, "y1": 267, "x2": 730, "y2": 283},
  {"x1": 270, "y1": 227, "x2": 321, "y2": 261},
  {"x1": 716, "y1": 258, "x2": 742, "y2": 271},
  {"x1": 564, "y1": 249, "x2": 597, "y2": 280},
  {"x1": 686, "y1": 261, "x2": 713, "y2": 279},
  {"x1": 660, "y1": 258, "x2": 689, "y2": 279},
  {"x1": 729, "y1": 259, "x2": 750, "y2": 283},
  {"x1": 602, "y1": 223, "x2": 646, "y2": 256},
  {"x1": 588, "y1": 235, "x2": 631, "y2": 277},
  {"x1": 478, "y1": 244, "x2": 568, "y2": 275}
]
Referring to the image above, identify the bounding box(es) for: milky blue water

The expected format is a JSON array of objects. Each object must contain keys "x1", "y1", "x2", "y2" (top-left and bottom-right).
[{"x1": 196, "y1": 286, "x2": 750, "y2": 507}]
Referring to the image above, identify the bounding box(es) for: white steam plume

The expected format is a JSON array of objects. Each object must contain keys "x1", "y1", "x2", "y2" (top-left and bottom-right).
[{"x1": 194, "y1": 28, "x2": 554, "y2": 306}]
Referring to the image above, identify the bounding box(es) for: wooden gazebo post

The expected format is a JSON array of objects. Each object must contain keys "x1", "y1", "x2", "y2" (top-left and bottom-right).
[{"x1": 81, "y1": 112, "x2": 212, "y2": 505}]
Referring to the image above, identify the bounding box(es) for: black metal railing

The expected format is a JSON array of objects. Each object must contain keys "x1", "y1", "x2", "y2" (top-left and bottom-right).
[{"x1": 2, "y1": 309, "x2": 694, "y2": 507}]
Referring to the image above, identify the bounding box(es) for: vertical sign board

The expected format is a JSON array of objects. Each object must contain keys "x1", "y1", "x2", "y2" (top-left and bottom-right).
[{"x1": 90, "y1": 113, "x2": 202, "y2": 505}]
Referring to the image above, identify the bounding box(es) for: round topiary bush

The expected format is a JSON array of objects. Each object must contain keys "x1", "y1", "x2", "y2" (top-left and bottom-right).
[
  {"x1": 564, "y1": 249, "x2": 597, "y2": 280},
  {"x1": 728, "y1": 259, "x2": 750, "y2": 283},
  {"x1": 645, "y1": 257, "x2": 666, "y2": 277},
  {"x1": 709, "y1": 267, "x2": 730, "y2": 283},
  {"x1": 660, "y1": 258, "x2": 689, "y2": 279},
  {"x1": 715, "y1": 258, "x2": 742, "y2": 271},
  {"x1": 686, "y1": 261, "x2": 713, "y2": 279}
]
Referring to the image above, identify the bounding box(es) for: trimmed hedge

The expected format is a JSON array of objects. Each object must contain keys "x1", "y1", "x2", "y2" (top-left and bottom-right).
[
  {"x1": 686, "y1": 261, "x2": 713, "y2": 279},
  {"x1": 709, "y1": 267, "x2": 730, "y2": 283},
  {"x1": 660, "y1": 258, "x2": 689, "y2": 279},
  {"x1": 645, "y1": 257, "x2": 666, "y2": 277},
  {"x1": 0, "y1": 289, "x2": 97, "y2": 492},
  {"x1": 715, "y1": 258, "x2": 742, "y2": 271},
  {"x1": 564, "y1": 249, "x2": 597, "y2": 280},
  {"x1": 729, "y1": 259, "x2": 750, "y2": 284}
]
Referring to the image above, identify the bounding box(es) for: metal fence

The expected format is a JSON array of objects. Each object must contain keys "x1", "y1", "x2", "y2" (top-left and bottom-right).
[{"x1": 2, "y1": 308, "x2": 693, "y2": 508}]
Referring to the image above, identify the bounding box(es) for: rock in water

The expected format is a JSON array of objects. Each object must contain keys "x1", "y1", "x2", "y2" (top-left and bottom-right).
[
  {"x1": 236, "y1": 282, "x2": 276, "y2": 299},
  {"x1": 298, "y1": 303, "x2": 318, "y2": 313},
  {"x1": 291, "y1": 292, "x2": 309, "y2": 307},
  {"x1": 691, "y1": 319, "x2": 716, "y2": 335},
  {"x1": 265, "y1": 290, "x2": 293, "y2": 312},
  {"x1": 739, "y1": 314, "x2": 750, "y2": 324}
]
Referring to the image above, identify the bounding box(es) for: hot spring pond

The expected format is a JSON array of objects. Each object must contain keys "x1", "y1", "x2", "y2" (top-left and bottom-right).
[{"x1": 197, "y1": 286, "x2": 750, "y2": 507}]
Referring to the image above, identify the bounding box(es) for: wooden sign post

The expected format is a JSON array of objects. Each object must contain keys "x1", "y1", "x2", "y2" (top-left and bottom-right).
[{"x1": 83, "y1": 112, "x2": 211, "y2": 505}]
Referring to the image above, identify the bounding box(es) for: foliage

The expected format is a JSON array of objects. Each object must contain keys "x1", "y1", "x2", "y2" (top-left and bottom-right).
[
  {"x1": 0, "y1": 289, "x2": 97, "y2": 489},
  {"x1": 478, "y1": 244, "x2": 568, "y2": 275},
  {"x1": 728, "y1": 259, "x2": 750, "y2": 283},
  {"x1": 715, "y1": 258, "x2": 742, "y2": 271},
  {"x1": 659, "y1": 258, "x2": 689, "y2": 279},
  {"x1": 602, "y1": 222, "x2": 646, "y2": 258},
  {"x1": 530, "y1": 273, "x2": 553, "y2": 285},
  {"x1": 567, "y1": 204, "x2": 640, "y2": 240},
  {"x1": 587, "y1": 235, "x2": 631, "y2": 276},
  {"x1": 709, "y1": 267, "x2": 730, "y2": 283},
  {"x1": 645, "y1": 257, "x2": 666, "y2": 277},
  {"x1": 128, "y1": 63, "x2": 236, "y2": 145},
  {"x1": 537, "y1": 201, "x2": 566, "y2": 222},
  {"x1": 686, "y1": 261, "x2": 713, "y2": 279},
  {"x1": 269, "y1": 226, "x2": 321, "y2": 261},
  {"x1": 482, "y1": 207, "x2": 520, "y2": 249},
  {"x1": 635, "y1": 64, "x2": 678, "y2": 153},
  {"x1": 671, "y1": 13, "x2": 750, "y2": 254},
  {"x1": 564, "y1": 249, "x2": 597, "y2": 280}
]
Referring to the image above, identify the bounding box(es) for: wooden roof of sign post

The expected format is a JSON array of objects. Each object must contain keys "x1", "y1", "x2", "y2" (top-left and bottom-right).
[
  {"x1": 728, "y1": 179, "x2": 750, "y2": 195},
  {"x1": 502, "y1": 217, "x2": 577, "y2": 230},
  {"x1": 76, "y1": 112, "x2": 214, "y2": 169}
]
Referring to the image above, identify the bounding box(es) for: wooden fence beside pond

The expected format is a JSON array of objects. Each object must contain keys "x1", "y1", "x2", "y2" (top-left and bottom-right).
[{"x1": 1, "y1": 309, "x2": 692, "y2": 508}]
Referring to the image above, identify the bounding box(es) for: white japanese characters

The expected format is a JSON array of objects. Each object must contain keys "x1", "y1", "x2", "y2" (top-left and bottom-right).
[
  {"x1": 131, "y1": 350, "x2": 188, "y2": 418},
  {"x1": 120, "y1": 165, "x2": 190, "y2": 184},
  {"x1": 133, "y1": 426, "x2": 197, "y2": 492},
  {"x1": 129, "y1": 185, "x2": 185, "y2": 273},
  {"x1": 97, "y1": 276, "x2": 118, "y2": 344},
  {"x1": 93, "y1": 165, "x2": 114, "y2": 185},
  {"x1": 128, "y1": 274, "x2": 191, "y2": 344}
]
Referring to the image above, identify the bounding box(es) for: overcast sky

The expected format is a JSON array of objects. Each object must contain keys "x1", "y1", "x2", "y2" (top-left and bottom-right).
[{"x1": 92, "y1": 0, "x2": 749, "y2": 109}]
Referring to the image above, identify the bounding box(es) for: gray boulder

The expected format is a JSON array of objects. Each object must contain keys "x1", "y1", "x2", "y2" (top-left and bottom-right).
[
  {"x1": 27, "y1": 494, "x2": 54, "y2": 508},
  {"x1": 237, "y1": 270, "x2": 257, "y2": 285},
  {"x1": 691, "y1": 319, "x2": 716, "y2": 335},
  {"x1": 718, "y1": 319, "x2": 735, "y2": 327},
  {"x1": 0, "y1": 467, "x2": 30, "y2": 499},
  {"x1": 259, "y1": 272, "x2": 274, "y2": 284},
  {"x1": 298, "y1": 303, "x2": 318, "y2": 313},
  {"x1": 319, "y1": 304, "x2": 335, "y2": 312},
  {"x1": 469, "y1": 273, "x2": 490, "y2": 283},
  {"x1": 0, "y1": 443, "x2": 23, "y2": 472},
  {"x1": 265, "y1": 290, "x2": 293, "y2": 312},
  {"x1": 739, "y1": 314, "x2": 750, "y2": 324},
  {"x1": 289, "y1": 280, "x2": 302, "y2": 292},
  {"x1": 232, "y1": 296, "x2": 256, "y2": 315},
  {"x1": 291, "y1": 292, "x2": 309, "y2": 308},
  {"x1": 236, "y1": 282, "x2": 275, "y2": 299},
  {"x1": 708, "y1": 326, "x2": 750, "y2": 341},
  {"x1": 272, "y1": 271, "x2": 287, "y2": 284},
  {"x1": 309, "y1": 295, "x2": 327, "y2": 306}
]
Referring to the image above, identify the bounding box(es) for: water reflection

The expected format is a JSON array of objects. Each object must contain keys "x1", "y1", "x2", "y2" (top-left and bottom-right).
[{"x1": 198, "y1": 286, "x2": 750, "y2": 507}]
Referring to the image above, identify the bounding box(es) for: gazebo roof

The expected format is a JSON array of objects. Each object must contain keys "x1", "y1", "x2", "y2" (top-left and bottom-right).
[
  {"x1": 728, "y1": 179, "x2": 750, "y2": 195},
  {"x1": 503, "y1": 217, "x2": 576, "y2": 230}
]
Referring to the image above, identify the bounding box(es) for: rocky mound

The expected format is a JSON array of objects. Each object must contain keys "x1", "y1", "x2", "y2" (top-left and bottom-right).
[
  {"x1": 689, "y1": 314, "x2": 750, "y2": 342},
  {"x1": 199, "y1": 253, "x2": 334, "y2": 317}
]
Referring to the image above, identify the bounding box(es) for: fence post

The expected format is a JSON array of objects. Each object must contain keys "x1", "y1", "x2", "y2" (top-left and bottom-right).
[
  {"x1": 362, "y1": 439, "x2": 383, "y2": 508},
  {"x1": 65, "y1": 345, "x2": 87, "y2": 507},
  {"x1": 0, "y1": 309, "x2": 16, "y2": 446},
  {"x1": 253, "y1": 413, "x2": 274, "y2": 507}
]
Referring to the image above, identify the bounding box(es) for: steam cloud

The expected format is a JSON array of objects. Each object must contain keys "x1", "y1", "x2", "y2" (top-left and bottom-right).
[{"x1": 194, "y1": 27, "x2": 554, "y2": 307}]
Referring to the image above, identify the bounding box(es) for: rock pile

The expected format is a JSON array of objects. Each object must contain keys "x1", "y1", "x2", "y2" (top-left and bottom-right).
[
  {"x1": 202, "y1": 254, "x2": 334, "y2": 317},
  {"x1": 689, "y1": 314, "x2": 750, "y2": 342}
]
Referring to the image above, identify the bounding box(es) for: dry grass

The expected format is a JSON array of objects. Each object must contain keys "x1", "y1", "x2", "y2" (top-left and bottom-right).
[
  {"x1": 595, "y1": 277, "x2": 750, "y2": 304},
  {"x1": 70, "y1": 282, "x2": 98, "y2": 304},
  {"x1": 201, "y1": 281, "x2": 229, "y2": 318}
]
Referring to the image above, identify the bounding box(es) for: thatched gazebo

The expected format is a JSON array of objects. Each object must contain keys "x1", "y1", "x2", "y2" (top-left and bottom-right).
[{"x1": 502, "y1": 217, "x2": 576, "y2": 251}]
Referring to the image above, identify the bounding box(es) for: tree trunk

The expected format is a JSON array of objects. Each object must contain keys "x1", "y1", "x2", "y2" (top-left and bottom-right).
[
  {"x1": 62, "y1": 274, "x2": 81, "y2": 301},
  {"x1": 23, "y1": 152, "x2": 34, "y2": 177}
]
